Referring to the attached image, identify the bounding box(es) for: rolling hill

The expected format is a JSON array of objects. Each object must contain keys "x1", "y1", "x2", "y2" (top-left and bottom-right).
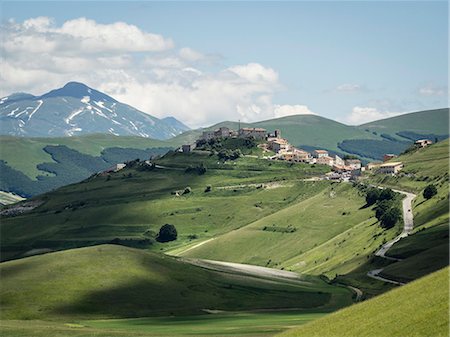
[
  {"x1": 0, "y1": 82, "x2": 189, "y2": 138},
  {"x1": 278, "y1": 267, "x2": 449, "y2": 337},
  {"x1": 359, "y1": 108, "x2": 449, "y2": 137},
  {"x1": 0, "y1": 152, "x2": 330, "y2": 261},
  {"x1": 0, "y1": 244, "x2": 353, "y2": 321}
]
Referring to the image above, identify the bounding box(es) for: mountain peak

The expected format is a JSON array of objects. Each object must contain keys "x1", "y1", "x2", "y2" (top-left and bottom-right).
[{"x1": 39, "y1": 82, "x2": 117, "y2": 103}]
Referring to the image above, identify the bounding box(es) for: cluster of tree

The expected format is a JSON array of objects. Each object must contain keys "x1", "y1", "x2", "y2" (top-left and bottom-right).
[
  {"x1": 366, "y1": 187, "x2": 401, "y2": 229},
  {"x1": 185, "y1": 163, "x2": 207, "y2": 175},
  {"x1": 343, "y1": 154, "x2": 359, "y2": 160},
  {"x1": 196, "y1": 137, "x2": 257, "y2": 153},
  {"x1": 338, "y1": 139, "x2": 410, "y2": 160},
  {"x1": 218, "y1": 149, "x2": 242, "y2": 161},
  {"x1": 396, "y1": 131, "x2": 447, "y2": 142}
]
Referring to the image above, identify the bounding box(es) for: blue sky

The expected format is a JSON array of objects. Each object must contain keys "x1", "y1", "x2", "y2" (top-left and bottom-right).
[{"x1": 1, "y1": 1, "x2": 448, "y2": 127}]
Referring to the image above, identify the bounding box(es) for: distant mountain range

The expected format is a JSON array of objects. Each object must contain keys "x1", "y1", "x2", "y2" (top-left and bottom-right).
[{"x1": 0, "y1": 82, "x2": 190, "y2": 139}]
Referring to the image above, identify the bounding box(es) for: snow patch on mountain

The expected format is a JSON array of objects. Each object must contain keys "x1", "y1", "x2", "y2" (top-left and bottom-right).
[{"x1": 28, "y1": 100, "x2": 43, "y2": 121}]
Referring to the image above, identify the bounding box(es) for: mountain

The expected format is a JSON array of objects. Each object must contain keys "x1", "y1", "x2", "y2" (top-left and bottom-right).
[{"x1": 0, "y1": 82, "x2": 190, "y2": 139}]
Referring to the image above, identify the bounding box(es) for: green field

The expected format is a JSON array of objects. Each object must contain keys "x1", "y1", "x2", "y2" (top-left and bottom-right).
[
  {"x1": 0, "y1": 153, "x2": 330, "y2": 261},
  {"x1": 278, "y1": 267, "x2": 449, "y2": 337},
  {"x1": 0, "y1": 244, "x2": 354, "y2": 337},
  {"x1": 0, "y1": 245, "x2": 353, "y2": 321},
  {"x1": 0, "y1": 312, "x2": 325, "y2": 337},
  {"x1": 176, "y1": 183, "x2": 387, "y2": 270}
]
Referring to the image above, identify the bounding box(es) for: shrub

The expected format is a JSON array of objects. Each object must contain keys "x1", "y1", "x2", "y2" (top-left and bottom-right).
[
  {"x1": 423, "y1": 184, "x2": 438, "y2": 200},
  {"x1": 157, "y1": 224, "x2": 178, "y2": 242},
  {"x1": 218, "y1": 149, "x2": 242, "y2": 161},
  {"x1": 185, "y1": 163, "x2": 207, "y2": 175}
]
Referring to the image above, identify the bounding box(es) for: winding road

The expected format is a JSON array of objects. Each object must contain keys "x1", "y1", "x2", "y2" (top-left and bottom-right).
[{"x1": 367, "y1": 188, "x2": 417, "y2": 285}]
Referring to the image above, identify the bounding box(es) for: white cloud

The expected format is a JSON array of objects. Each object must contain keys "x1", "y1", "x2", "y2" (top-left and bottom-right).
[
  {"x1": 3, "y1": 16, "x2": 174, "y2": 55},
  {"x1": 418, "y1": 84, "x2": 447, "y2": 97},
  {"x1": 179, "y1": 47, "x2": 205, "y2": 62},
  {"x1": 228, "y1": 63, "x2": 279, "y2": 84},
  {"x1": 273, "y1": 104, "x2": 315, "y2": 118},
  {"x1": 1, "y1": 16, "x2": 314, "y2": 128},
  {"x1": 334, "y1": 83, "x2": 364, "y2": 93},
  {"x1": 344, "y1": 106, "x2": 401, "y2": 125}
]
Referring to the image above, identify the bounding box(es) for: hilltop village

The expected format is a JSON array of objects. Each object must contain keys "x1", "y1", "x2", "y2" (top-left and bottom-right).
[{"x1": 178, "y1": 126, "x2": 426, "y2": 181}]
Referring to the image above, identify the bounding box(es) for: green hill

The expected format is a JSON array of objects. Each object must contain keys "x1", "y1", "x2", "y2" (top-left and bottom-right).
[
  {"x1": 171, "y1": 115, "x2": 379, "y2": 154},
  {"x1": 0, "y1": 152, "x2": 329, "y2": 261},
  {"x1": 0, "y1": 244, "x2": 353, "y2": 320},
  {"x1": 0, "y1": 134, "x2": 172, "y2": 196},
  {"x1": 176, "y1": 183, "x2": 396, "y2": 271},
  {"x1": 277, "y1": 267, "x2": 449, "y2": 337},
  {"x1": 360, "y1": 108, "x2": 449, "y2": 137}
]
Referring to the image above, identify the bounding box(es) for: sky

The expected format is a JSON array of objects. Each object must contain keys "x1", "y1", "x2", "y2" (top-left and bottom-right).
[{"x1": 1, "y1": 1, "x2": 448, "y2": 128}]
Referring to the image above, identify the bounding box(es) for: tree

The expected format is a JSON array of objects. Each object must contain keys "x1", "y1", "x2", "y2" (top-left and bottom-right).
[
  {"x1": 374, "y1": 199, "x2": 392, "y2": 221},
  {"x1": 379, "y1": 188, "x2": 395, "y2": 201},
  {"x1": 157, "y1": 224, "x2": 178, "y2": 242},
  {"x1": 380, "y1": 207, "x2": 401, "y2": 229},
  {"x1": 423, "y1": 184, "x2": 438, "y2": 200},
  {"x1": 366, "y1": 188, "x2": 381, "y2": 206}
]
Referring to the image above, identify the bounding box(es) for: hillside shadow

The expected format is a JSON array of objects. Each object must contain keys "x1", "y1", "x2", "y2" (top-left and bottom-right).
[{"x1": 52, "y1": 274, "x2": 331, "y2": 319}]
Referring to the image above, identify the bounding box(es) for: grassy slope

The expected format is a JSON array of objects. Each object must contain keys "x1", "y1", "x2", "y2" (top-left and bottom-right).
[
  {"x1": 278, "y1": 267, "x2": 449, "y2": 337},
  {"x1": 346, "y1": 139, "x2": 449, "y2": 287},
  {"x1": 359, "y1": 108, "x2": 449, "y2": 136},
  {"x1": 0, "y1": 153, "x2": 330, "y2": 261},
  {"x1": 0, "y1": 244, "x2": 352, "y2": 321},
  {"x1": 0, "y1": 134, "x2": 169, "y2": 179},
  {"x1": 0, "y1": 312, "x2": 326, "y2": 337},
  {"x1": 178, "y1": 183, "x2": 382, "y2": 269}
]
